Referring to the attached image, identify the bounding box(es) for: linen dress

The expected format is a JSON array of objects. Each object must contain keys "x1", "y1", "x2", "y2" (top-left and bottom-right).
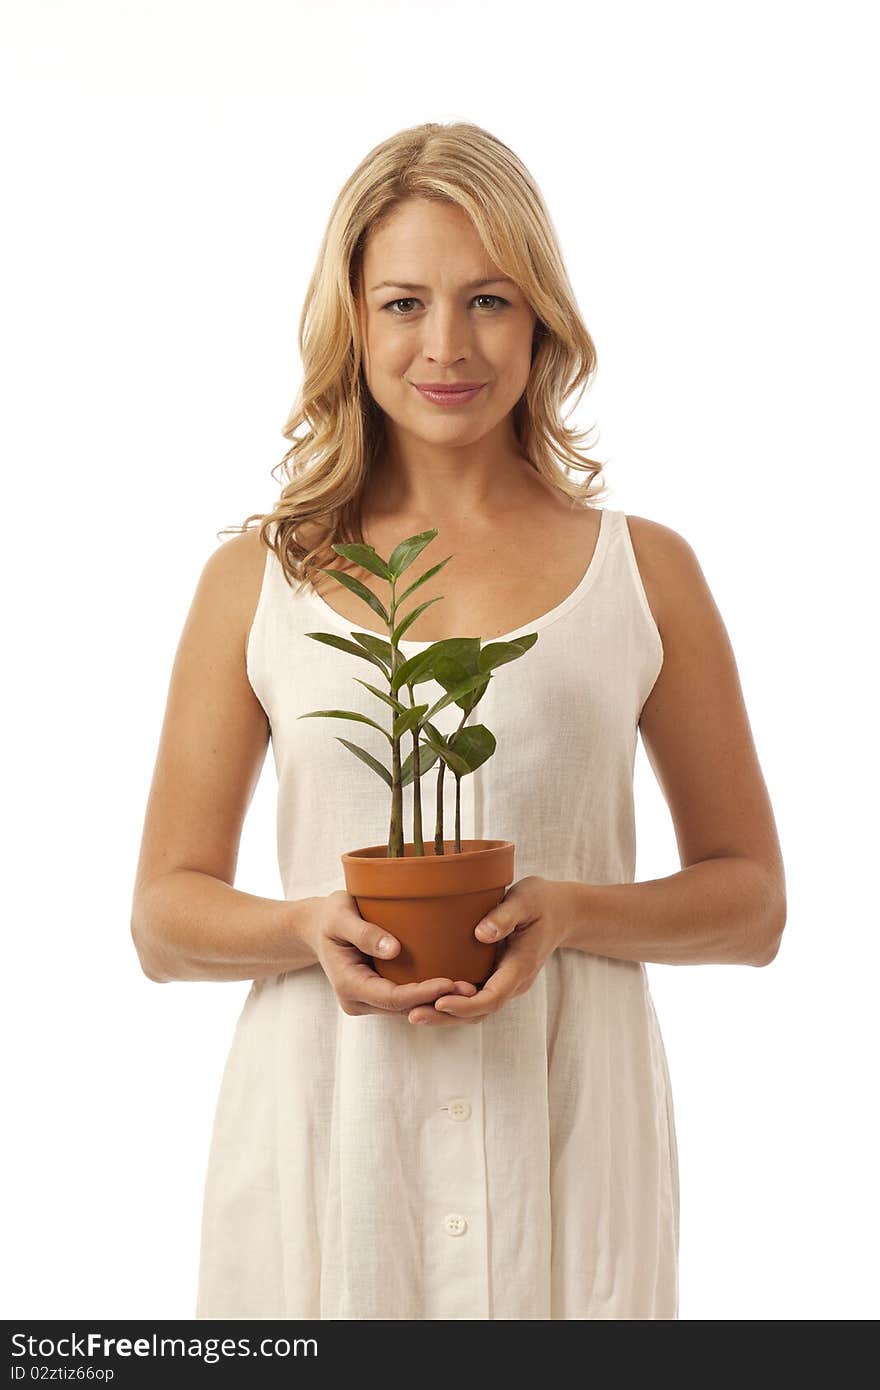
[{"x1": 195, "y1": 506, "x2": 680, "y2": 1320}]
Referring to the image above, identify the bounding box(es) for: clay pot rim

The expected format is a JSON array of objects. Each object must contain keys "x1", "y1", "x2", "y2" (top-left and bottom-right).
[
  {"x1": 342, "y1": 839, "x2": 514, "y2": 912},
  {"x1": 342, "y1": 839, "x2": 512, "y2": 866}
]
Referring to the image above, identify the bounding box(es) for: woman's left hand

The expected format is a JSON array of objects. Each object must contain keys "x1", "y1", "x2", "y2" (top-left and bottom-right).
[{"x1": 407, "y1": 875, "x2": 571, "y2": 1025}]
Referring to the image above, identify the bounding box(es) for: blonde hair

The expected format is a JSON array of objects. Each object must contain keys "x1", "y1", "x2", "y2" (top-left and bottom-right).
[{"x1": 219, "y1": 120, "x2": 609, "y2": 592}]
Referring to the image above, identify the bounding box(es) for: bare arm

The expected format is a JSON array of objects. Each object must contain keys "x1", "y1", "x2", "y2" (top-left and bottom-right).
[
  {"x1": 561, "y1": 517, "x2": 787, "y2": 968},
  {"x1": 559, "y1": 857, "x2": 781, "y2": 967},
  {"x1": 130, "y1": 529, "x2": 318, "y2": 983},
  {"x1": 133, "y1": 871, "x2": 319, "y2": 983}
]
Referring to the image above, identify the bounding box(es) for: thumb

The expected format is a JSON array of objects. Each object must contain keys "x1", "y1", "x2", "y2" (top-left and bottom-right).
[
  {"x1": 340, "y1": 895, "x2": 399, "y2": 958},
  {"x1": 373, "y1": 930, "x2": 400, "y2": 957},
  {"x1": 475, "y1": 903, "x2": 512, "y2": 942}
]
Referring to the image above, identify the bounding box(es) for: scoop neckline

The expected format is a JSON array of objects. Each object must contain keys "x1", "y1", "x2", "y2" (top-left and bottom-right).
[{"x1": 300, "y1": 506, "x2": 614, "y2": 650}]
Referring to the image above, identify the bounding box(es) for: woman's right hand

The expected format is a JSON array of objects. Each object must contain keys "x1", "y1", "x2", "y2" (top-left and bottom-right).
[{"x1": 301, "y1": 890, "x2": 478, "y2": 1020}]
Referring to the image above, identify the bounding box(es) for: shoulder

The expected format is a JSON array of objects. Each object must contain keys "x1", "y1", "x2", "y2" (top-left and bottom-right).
[
  {"x1": 205, "y1": 524, "x2": 268, "y2": 580},
  {"x1": 199, "y1": 525, "x2": 268, "y2": 604},
  {"x1": 195, "y1": 526, "x2": 271, "y2": 657},
  {"x1": 623, "y1": 512, "x2": 699, "y2": 569},
  {"x1": 622, "y1": 514, "x2": 713, "y2": 640}
]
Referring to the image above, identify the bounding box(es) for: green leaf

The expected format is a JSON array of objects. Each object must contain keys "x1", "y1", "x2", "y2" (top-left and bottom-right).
[
  {"x1": 391, "y1": 647, "x2": 444, "y2": 693},
  {"x1": 429, "y1": 636, "x2": 482, "y2": 663},
  {"x1": 431, "y1": 654, "x2": 467, "y2": 689},
  {"x1": 314, "y1": 567, "x2": 389, "y2": 626},
  {"x1": 423, "y1": 672, "x2": 493, "y2": 722},
  {"x1": 352, "y1": 678, "x2": 407, "y2": 715},
  {"x1": 331, "y1": 542, "x2": 394, "y2": 581},
  {"x1": 419, "y1": 723, "x2": 448, "y2": 757},
  {"x1": 420, "y1": 723, "x2": 472, "y2": 777},
  {"x1": 349, "y1": 631, "x2": 394, "y2": 669},
  {"x1": 334, "y1": 737, "x2": 393, "y2": 788},
  {"x1": 448, "y1": 723, "x2": 496, "y2": 772},
  {"x1": 432, "y1": 654, "x2": 491, "y2": 714},
  {"x1": 391, "y1": 595, "x2": 443, "y2": 646},
  {"x1": 387, "y1": 530, "x2": 438, "y2": 578},
  {"x1": 400, "y1": 740, "x2": 441, "y2": 785},
  {"x1": 297, "y1": 708, "x2": 392, "y2": 743},
  {"x1": 303, "y1": 631, "x2": 390, "y2": 674},
  {"x1": 392, "y1": 704, "x2": 429, "y2": 741},
  {"x1": 395, "y1": 556, "x2": 453, "y2": 606},
  {"x1": 477, "y1": 632, "x2": 539, "y2": 672}
]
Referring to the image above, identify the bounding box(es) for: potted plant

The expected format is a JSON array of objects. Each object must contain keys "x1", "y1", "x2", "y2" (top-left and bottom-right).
[{"x1": 297, "y1": 528, "x2": 537, "y2": 986}]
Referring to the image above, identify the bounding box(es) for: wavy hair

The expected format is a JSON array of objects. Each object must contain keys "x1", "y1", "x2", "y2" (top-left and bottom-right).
[{"x1": 218, "y1": 120, "x2": 609, "y2": 592}]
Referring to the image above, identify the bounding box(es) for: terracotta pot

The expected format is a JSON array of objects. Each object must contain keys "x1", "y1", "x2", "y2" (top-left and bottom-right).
[{"x1": 340, "y1": 838, "x2": 515, "y2": 986}]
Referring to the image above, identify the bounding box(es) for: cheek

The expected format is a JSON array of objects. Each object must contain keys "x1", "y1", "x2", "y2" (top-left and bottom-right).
[
  {"x1": 492, "y1": 343, "x2": 534, "y2": 394},
  {"x1": 372, "y1": 329, "x2": 412, "y2": 373},
  {"x1": 492, "y1": 319, "x2": 535, "y2": 369}
]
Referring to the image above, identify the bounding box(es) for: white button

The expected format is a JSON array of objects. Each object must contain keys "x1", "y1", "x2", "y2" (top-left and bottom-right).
[
  {"x1": 446, "y1": 1099, "x2": 471, "y2": 1122},
  {"x1": 443, "y1": 1213, "x2": 468, "y2": 1236}
]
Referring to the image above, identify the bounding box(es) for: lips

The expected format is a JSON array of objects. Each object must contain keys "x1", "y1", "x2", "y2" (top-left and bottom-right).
[
  {"x1": 414, "y1": 382, "x2": 485, "y2": 391},
  {"x1": 413, "y1": 383, "x2": 486, "y2": 406}
]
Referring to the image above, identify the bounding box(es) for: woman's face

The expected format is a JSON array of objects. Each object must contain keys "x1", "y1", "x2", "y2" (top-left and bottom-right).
[{"x1": 356, "y1": 197, "x2": 537, "y2": 447}]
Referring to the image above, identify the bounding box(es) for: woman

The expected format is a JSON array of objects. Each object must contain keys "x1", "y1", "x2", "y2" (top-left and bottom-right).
[{"x1": 131, "y1": 121, "x2": 786, "y2": 1320}]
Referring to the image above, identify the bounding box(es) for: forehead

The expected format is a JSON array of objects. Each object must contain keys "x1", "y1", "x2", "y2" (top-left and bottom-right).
[{"x1": 361, "y1": 198, "x2": 507, "y2": 285}]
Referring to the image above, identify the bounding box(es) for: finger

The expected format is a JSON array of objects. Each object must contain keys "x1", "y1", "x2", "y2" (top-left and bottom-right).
[
  {"x1": 328, "y1": 908, "x2": 403, "y2": 964},
  {"x1": 433, "y1": 939, "x2": 530, "y2": 1018},
  {"x1": 394, "y1": 980, "x2": 478, "y2": 1018},
  {"x1": 342, "y1": 958, "x2": 472, "y2": 1014},
  {"x1": 407, "y1": 981, "x2": 479, "y2": 1025},
  {"x1": 335, "y1": 918, "x2": 471, "y2": 1011},
  {"x1": 330, "y1": 923, "x2": 483, "y2": 1011},
  {"x1": 408, "y1": 1012, "x2": 473, "y2": 1025},
  {"x1": 368, "y1": 975, "x2": 462, "y2": 1012},
  {"x1": 474, "y1": 914, "x2": 515, "y2": 944},
  {"x1": 357, "y1": 981, "x2": 476, "y2": 1021},
  {"x1": 408, "y1": 1002, "x2": 480, "y2": 1025},
  {"x1": 326, "y1": 935, "x2": 448, "y2": 1005}
]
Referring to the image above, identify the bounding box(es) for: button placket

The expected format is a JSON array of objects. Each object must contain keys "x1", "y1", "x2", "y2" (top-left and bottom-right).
[
  {"x1": 424, "y1": 1026, "x2": 487, "y2": 1314},
  {"x1": 418, "y1": 733, "x2": 490, "y2": 1317}
]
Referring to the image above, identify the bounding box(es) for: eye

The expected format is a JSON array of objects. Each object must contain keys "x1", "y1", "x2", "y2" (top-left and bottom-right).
[
  {"x1": 382, "y1": 294, "x2": 510, "y2": 316},
  {"x1": 383, "y1": 297, "x2": 420, "y2": 315}
]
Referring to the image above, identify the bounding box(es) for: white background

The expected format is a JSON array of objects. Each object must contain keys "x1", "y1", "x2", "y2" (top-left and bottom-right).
[{"x1": 2, "y1": 0, "x2": 877, "y2": 1321}]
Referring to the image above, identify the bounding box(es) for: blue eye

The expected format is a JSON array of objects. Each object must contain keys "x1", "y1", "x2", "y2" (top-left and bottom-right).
[{"x1": 382, "y1": 294, "x2": 509, "y2": 316}]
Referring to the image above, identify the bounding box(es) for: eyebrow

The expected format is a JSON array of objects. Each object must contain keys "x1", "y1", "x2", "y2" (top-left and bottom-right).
[{"x1": 369, "y1": 276, "x2": 517, "y2": 292}]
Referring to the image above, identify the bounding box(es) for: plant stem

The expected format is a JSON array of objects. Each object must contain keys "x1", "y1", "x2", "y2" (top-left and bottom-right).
[
  {"x1": 410, "y1": 707, "x2": 425, "y2": 854},
  {"x1": 451, "y1": 707, "x2": 471, "y2": 854},
  {"x1": 434, "y1": 703, "x2": 475, "y2": 855},
  {"x1": 388, "y1": 727, "x2": 404, "y2": 856},
  {"x1": 387, "y1": 577, "x2": 404, "y2": 858},
  {"x1": 434, "y1": 757, "x2": 446, "y2": 855}
]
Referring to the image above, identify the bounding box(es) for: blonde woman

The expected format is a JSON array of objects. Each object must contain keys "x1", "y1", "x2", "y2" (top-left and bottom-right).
[{"x1": 131, "y1": 122, "x2": 786, "y2": 1321}]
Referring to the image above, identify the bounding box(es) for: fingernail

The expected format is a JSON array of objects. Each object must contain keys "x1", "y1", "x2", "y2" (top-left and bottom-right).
[
  {"x1": 377, "y1": 935, "x2": 394, "y2": 953},
  {"x1": 478, "y1": 923, "x2": 498, "y2": 939}
]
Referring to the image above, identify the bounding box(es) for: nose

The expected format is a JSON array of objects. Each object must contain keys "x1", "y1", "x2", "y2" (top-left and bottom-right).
[{"x1": 419, "y1": 303, "x2": 473, "y2": 363}]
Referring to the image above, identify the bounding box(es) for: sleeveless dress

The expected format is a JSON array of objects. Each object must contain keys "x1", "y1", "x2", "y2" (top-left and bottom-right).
[{"x1": 195, "y1": 506, "x2": 680, "y2": 1320}]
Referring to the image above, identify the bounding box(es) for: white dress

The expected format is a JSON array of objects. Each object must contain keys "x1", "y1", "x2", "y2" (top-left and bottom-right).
[{"x1": 196, "y1": 506, "x2": 680, "y2": 1320}]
